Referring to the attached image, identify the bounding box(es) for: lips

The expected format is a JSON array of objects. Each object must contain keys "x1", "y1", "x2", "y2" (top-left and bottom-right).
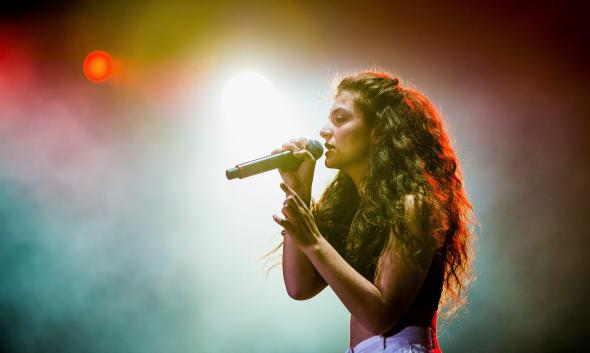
[
  {"x1": 325, "y1": 146, "x2": 335, "y2": 158},
  {"x1": 324, "y1": 143, "x2": 335, "y2": 156}
]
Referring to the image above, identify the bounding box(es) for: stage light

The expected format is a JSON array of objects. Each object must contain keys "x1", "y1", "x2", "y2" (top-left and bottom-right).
[
  {"x1": 83, "y1": 50, "x2": 112, "y2": 83},
  {"x1": 221, "y1": 72, "x2": 276, "y2": 119},
  {"x1": 219, "y1": 72, "x2": 287, "y2": 149}
]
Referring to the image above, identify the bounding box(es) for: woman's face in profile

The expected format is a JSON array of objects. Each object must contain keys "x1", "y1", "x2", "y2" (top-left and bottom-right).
[{"x1": 320, "y1": 90, "x2": 372, "y2": 171}]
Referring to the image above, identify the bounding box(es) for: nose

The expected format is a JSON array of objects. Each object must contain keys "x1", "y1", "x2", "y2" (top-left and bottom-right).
[{"x1": 319, "y1": 123, "x2": 332, "y2": 140}]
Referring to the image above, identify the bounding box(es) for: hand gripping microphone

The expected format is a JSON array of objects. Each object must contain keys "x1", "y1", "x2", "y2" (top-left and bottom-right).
[{"x1": 225, "y1": 139, "x2": 324, "y2": 180}]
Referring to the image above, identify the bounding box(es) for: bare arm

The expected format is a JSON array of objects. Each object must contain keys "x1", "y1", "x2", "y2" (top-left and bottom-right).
[
  {"x1": 282, "y1": 228, "x2": 327, "y2": 300},
  {"x1": 276, "y1": 186, "x2": 435, "y2": 334},
  {"x1": 302, "y1": 224, "x2": 434, "y2": 333},
  {"x1": 272, "y1": 138, "x2": 327, "y2": 300}
]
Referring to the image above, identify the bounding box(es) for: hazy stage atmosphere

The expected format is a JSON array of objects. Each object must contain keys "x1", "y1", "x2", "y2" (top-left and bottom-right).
[{"x1": 1, "y1": 1, "x2": 588, "y2": 352}]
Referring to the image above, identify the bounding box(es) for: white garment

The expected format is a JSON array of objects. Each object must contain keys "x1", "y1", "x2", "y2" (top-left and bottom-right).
[{"x1": 344, "y1": 326, "x2": 436, "y2": 353}]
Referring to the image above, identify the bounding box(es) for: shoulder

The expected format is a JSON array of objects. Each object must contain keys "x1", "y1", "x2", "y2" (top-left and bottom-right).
[
  {"x1": 402, "y1": 193, "x2": 444, "y2": 251},
  {"x1": 403, "y1": 193, "x2": 428, "y2": 237},
  {"x1": 403, "y1": 194, "x2": 418, "y2": 219},
  {"x1": 373, "y1": 193, "x2": 438, "y2": 296},
  {"x1": 378, "y1": 193, "x2": 437, "y2": 257}
]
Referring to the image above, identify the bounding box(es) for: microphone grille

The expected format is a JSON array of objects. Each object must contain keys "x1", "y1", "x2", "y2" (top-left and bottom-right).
[{"x1": 306, "y1": 139, "x2": 324, "y2": 160}]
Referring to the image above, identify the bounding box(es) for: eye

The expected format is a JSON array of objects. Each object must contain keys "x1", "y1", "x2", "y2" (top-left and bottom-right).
[{"x1": 334, "y1": 115, "x2": 346, "y2": 124}]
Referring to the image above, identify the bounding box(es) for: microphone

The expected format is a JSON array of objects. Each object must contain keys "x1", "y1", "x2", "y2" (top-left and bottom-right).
[{"x1": 226, "y1": 139, "x2": 324, "y2": 180}]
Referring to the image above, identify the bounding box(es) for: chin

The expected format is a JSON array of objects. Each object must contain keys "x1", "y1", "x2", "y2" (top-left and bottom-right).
[{"x1": 324, "y1": 158, "x2": 337, "y2": 169}]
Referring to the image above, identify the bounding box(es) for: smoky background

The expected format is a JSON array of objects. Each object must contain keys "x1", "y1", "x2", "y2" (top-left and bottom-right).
[{"x1": 1, "y1": 1, "x2": 589, "y2": 352}]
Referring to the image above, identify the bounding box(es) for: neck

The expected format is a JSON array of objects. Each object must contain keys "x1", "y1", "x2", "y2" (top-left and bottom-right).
[{"x1": 344, "y1": 161, "x2": 369, "y2": 195}]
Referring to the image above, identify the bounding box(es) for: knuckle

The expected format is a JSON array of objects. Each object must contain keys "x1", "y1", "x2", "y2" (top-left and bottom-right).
[{"x1": 290, "y1": 139, "x2": 306, "y2": 149}]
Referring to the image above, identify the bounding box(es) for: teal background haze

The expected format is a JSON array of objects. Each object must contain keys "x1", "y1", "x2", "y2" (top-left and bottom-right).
[{"x1": 1, "y1": 1, "x2": 589, "y2": 352}]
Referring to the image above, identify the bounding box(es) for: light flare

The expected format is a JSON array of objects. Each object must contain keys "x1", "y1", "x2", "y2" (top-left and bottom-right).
[{"x1": 83, "y1": 50, "x2": 113, "y2": 83}]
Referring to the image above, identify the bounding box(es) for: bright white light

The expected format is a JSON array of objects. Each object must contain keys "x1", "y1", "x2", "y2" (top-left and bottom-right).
[
  {"x1": 219, "y1": 72, "x2": 291, "y2": 154},
  {"x1": 221, "y1": 72, "x2": 275, "y2": 118}
]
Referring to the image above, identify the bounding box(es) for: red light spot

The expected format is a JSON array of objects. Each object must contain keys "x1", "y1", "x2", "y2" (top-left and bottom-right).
[{"x1": 83, "y1": 50, "x2": 112, "y2": 83}]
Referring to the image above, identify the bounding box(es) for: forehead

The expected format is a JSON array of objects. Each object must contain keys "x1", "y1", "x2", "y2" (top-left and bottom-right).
[{"x1": 330, "y1": 90, "x2": 360, "y2": 113}]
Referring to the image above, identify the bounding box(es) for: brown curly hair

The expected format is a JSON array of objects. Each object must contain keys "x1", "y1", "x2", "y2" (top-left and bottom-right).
[{"x1": 264, "y1": 71, "x2": 476, "y2": 320}]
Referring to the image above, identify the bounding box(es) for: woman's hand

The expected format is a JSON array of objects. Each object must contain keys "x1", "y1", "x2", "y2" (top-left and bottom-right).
[
  {"x1": 271, "y1": 138, "x2": 316, "y2": 205},
  {"x1": 273, "y1": 182, "x2": 323, "y2": 250}
]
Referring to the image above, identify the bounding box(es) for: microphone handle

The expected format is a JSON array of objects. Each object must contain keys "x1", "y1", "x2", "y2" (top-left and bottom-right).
[{"x1": 225, "y1": 150, "x2": 301, "y2": 180}]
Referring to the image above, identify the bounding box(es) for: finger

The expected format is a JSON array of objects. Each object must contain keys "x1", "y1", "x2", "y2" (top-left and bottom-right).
[
  {"x1": 281, "y1": 142, "x2": 300, "y2": 152},
  {"x1": 283, "y1": 196, "x2": 307, "y2": 225},
  {"x1": 292, "y1": 149, "x2": 314, "y2": 161},
  {"x1": 272, "y1": 214, "x2": 294, "y2": 232},
  {"x1": 287, "y1": 197, "x2": 317, "y2": 235},
  {"x1": 300, "y1": 205, "x2": 317, "y2": 230},
  {"x1": 281, "y1": 183, "x2": 303, "y2": 205},
  {"x1": 285, "y1": 197, "x2": 310, "y2": 228},
  {"x1": 281, "y1": 183, "x2": 307, "y2": 208},
  {"x1": 282, "y1": 206, "x2": 303, "y2": 236},
  {"x1": 277, "y1": 205, "x2": 296, "y2": 225},
  {"x1": 290, "y1": 137, "x2": 308, "y2": 149},
  {"x1": 281, "y1": 201, "x2": 300, "y2": 223},
  {"x1": 281, "y1": 203, "x2": 290, "y2": 218},
  {"x1": 280, "y1": 182, "x2": 295, "y2": 196},
  {"x1": 284, "y1": 196, "x2": 299, "y2": 211},
  {"x1": 284, "y1": 196, "x2": 305, "y2": 219},
  {"x1": 292, "y1": 200, "x2": 315, "y2": 233},
  {"x1": 272, "y1": 214, "x2": 284, "y2": 225},
  {"x1": 273, "y1": 141, "x2": 299, "y2": 156}
]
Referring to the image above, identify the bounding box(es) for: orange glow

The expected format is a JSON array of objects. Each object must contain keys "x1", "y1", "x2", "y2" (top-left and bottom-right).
[{"x1": 83, "y1": 50, "x2": 112, "y2": 83}]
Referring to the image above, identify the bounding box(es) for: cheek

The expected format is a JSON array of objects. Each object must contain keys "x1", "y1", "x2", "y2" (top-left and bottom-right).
[
  {"x1": 350, "y1": 141, "x2": 369, "y2": 158},
  {"x1": 348, "y1": 130, "x2": 371, "y2": 155}
]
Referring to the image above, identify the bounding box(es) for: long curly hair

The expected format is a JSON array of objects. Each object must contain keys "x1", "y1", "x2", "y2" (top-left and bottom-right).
[{"x1": 311, "y1": 71, "x2": 476, "y2": 320}]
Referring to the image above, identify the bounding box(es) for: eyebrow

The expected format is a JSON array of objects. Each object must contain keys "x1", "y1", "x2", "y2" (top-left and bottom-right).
[{"x1": 330, "y1": 107, "x2": 350, "y2": 115}]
